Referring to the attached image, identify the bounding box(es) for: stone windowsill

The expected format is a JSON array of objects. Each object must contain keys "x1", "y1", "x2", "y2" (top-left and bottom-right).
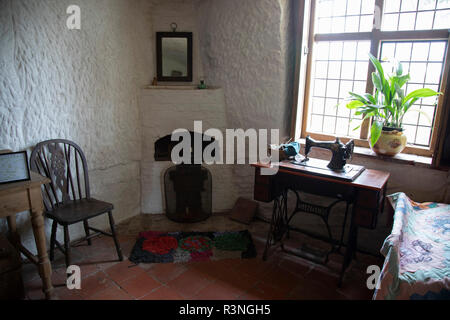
[{"x1": 297, "y1": 138, "x2": 434, "y2": 168}]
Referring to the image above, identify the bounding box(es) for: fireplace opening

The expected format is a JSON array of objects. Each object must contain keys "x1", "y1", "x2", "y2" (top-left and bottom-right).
[
  {"x1": 164, "y1": 164, "x2": 212, "y2": 222},
  {"x1": 155, "y1": 132, "x2": 215, "y2": 223},
  {"x1": 154, "y1": 131, "x2": 215, "y2": 161}
]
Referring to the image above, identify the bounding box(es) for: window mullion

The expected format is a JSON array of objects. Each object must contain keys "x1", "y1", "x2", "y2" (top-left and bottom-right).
[{"x1": 359, "y1": 0, "x2": 384, "y2": 140}]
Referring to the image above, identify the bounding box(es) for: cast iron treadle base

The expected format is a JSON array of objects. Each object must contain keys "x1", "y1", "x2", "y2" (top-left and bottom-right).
[{"x1": 263, "y1": 188, "x2": 352, "y2": 273}]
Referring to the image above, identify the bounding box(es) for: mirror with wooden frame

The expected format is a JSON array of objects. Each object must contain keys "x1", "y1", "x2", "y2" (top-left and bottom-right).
[{"x1": 156, "y1": 32, "x2": 193, "y2": 82}]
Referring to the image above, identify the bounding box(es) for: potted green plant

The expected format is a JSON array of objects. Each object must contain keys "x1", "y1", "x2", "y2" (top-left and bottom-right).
[{"x1": 346, "y1": 53, "x2": 441, "y2": 156}]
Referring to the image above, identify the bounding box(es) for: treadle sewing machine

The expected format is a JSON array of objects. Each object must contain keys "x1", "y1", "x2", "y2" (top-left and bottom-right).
[
  {"x1": 291, "y1": 136, "x2": 365, "y2": 182},
  {"x1": 252, "y1": 137, "x2": 390, "y2": 286}
]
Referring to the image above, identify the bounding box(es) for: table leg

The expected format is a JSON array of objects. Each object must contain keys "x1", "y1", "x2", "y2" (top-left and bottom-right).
[
  {"x1": 6, "y1": 215, "x2": 21, "y2": 249},
  {"x1": 28, "y1": 189, "x2": 54, "y2": 300},
  {"x1": 338, "y1": 217, "x2": 358, "y2": 287}
]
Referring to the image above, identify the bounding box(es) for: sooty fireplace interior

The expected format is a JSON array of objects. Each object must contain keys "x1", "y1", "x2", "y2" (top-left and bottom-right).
[{"x1": 155, "y1": 132, "x2": 214, "y2": 223}]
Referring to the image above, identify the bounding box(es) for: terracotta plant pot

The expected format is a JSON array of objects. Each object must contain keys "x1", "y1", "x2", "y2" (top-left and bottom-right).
[{"x1": 370, "y1": 127, "x2": 407, "y2": 156}]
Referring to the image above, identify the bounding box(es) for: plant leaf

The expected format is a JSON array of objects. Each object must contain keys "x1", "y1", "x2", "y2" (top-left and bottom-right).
[
  {"x1": 369, "y1": 53, "x2": 385, "y2": 82},
  {"x1": 369, "y1": 53, "x2": 390, "y2": 96},
  {"x1": 352, "y1": 113, "x2": 373, "y2": 131},
  {"x1": 394, "y1": 83, "x2": 404, "y2": 100},
  {"x1": 397, "y1": 74, "x2": 410, "y2": 88},
  {"x1": 403, "y1": 97, "x2": 419, "y2": 114},
  {"x1": 370, "y1": 121, "x2": 383, "y2": 148},
  {"x1": 346, "y1": 100, "x2": 365, "y2": 109},
  {"x1": 348, "y1": 92, "x2": 370, "y2": 104},
  {"x1": 372, "y1": 72, "x2": 383, "y2": 92},
  {"x1": 364, "y1": 93, "x2": 377, "y2": 104},
  {"x1": 404, "y1": 88, "x2": 441, "y2": 103}
]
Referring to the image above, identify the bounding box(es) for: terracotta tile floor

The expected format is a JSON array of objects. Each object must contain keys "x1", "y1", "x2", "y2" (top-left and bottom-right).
[{"x1": 22, "y1": 214, "x2": 383, "y2": 300}]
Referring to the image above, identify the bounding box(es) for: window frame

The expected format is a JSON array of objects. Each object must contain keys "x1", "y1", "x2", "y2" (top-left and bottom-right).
[{"x1": 296, "y1": 0, "x2": 450, "y2": 158}]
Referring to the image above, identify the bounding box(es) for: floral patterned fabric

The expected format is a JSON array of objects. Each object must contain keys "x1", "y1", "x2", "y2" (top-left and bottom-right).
[
  {"x1": 129, "y1": 230, "x2": 256, "y2": 264},
  {"x1": 374, "y1": 193, "x2": 450, "y2": 300}
]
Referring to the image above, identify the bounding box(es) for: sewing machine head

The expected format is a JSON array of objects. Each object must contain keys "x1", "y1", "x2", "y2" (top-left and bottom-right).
[{"x1": 304, "y1": 136, "x2": 355, "y2": 171}]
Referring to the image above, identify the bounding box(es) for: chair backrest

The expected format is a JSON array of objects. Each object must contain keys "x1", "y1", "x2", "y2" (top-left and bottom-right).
[{"x1": 30, "y1": 139, "x2": 90, "y2": 211}]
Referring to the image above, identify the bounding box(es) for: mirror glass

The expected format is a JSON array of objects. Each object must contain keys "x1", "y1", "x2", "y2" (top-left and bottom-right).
[
  {"x1": 157, "y1": 32, "x2": 193, "y2": 82},
  {"x1": 162, "y1": 38, "x2": 188, "y2": 77}
]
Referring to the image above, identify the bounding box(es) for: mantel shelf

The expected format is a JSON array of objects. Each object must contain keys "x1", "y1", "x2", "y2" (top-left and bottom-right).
[{"x1": 143, "y1": 85, "x2": 221, "y2": 90}]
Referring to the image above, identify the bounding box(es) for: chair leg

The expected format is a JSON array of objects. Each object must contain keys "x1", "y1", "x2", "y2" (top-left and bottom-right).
[
  {"x1": 63, "y1": 225, "x2": 71, "y2": 267},
  {"x1": 83, "y1": 220, "x2": 92, "y2": 245},
  {"x1": 108, "y1": 211, "x2": 123, "y2": 261},
  {"x1": 49, "y1": 220, "x2": 57, "y2": 261}
]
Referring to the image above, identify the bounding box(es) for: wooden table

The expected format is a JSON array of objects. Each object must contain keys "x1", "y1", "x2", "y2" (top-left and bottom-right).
[
  {"x1": 0, "y1": 171, "x2": 54, "y2": 299},
  {"x1": 252, "y1": 161, "x2": 390, "y2": 286}
]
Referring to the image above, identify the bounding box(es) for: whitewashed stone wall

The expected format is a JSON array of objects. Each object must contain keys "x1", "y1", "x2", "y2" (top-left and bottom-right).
[
  {"x1": 196, "y1": 0, "x2": 295, "y2": 202},
  {"x1": 0, "y1": 0, "x2": 153, "y2": 253},
  {"x1": 140, "y1": 87, "x2": 237, "y2": 214}
]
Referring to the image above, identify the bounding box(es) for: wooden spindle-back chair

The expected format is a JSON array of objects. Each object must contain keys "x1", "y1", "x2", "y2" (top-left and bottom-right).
[{"x1": 30, "y1": 139, "x2": 123, "y2": 267}]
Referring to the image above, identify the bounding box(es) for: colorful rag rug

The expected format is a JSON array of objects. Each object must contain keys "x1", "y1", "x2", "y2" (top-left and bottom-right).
[
  {"x1": 129, "y1": 230, "x2": 257, "y2": 264},
  {"x1": 373, "y1": 193, "x2": 450, "y2": 300}
]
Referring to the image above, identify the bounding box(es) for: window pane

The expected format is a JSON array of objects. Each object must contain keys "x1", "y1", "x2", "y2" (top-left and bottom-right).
[
  {"x1": 411, "y1": 42, "x2": 430, "y2": 61},
  {"x1": 436, "y1": 0, "x2": 450, "y2": 9},
  {"x1": 409, "y1": 63, "x2": 427, "y2": 82},
  {"x1": 330, "y1": 42, "x2": 344, "y2": 60},
  {"x1": 324, "y1": 116, "x2": 337, "y2": 134},
  {"x1": 433, "y1": 9, "x2": 450, "y2": 29},
  {"x1": 345, "y1": 16, "x2": 360, "y2": 32},
  {"x1": 382, "y1": 13, "x2": 399, "y2": 31},
  {"x1": 361, "y1": 0, "x2": 375, "y2": 14},
  {"x1": 315, "y1": 0, "x2": 376, "y2": 34},
  {"x1": 333, "y1": 17, "x2": 346, "y2": 33},
  {"x1": 313, "y1": 97, "x2": 325, "y2": 114},
  {"x1": 341, "y1": 61, "x2": 356, "y2": 79},
  {"x1": 328, "y1": 61, "x2": 342, "y2": 78},
  {"x1": 379, "y1": 40, "x2": 447, "y2": 147},
  {"x1": 415, "y1": 127, "x2": 432, "y2": 145},
  {"x1": 398, "y1": 12, "x2": 416, "y2": 30},
  {"x1": 325, "y1": 98, "x2": 338, "y2": 115},
  {"x1": 343, "y1": 42, "x2": 357, "y2": 60},
  {"x1": 307, "y1": 41, "x2": 370, "y2": 136},
  {"x1": 382, "y1": 0, "x2": 450, "y2": 30},
  {"x1": 359, "y1": 15, "x2": 374, "y2": 31},
  {"x1": 401, "y1": 0, "x2": 419, "y2": 11},
  {"x1": 339, "y1": 80, "x2": 354, "y2": 98},
  {"x1": 415, "y1": 11, "x2": 434, "y2": 29},
  {"x1": 315, "y1": 61, "x2": 328, "y2": 78},
  {"x1": 419, "y1": 0, "x2": 437, "y2": 11},
  {"x1": 327, "y1": 80, "x2": 340, "y2": 97},
  {"x1": 317, "y1": 0, "x2": 334, "y2": 17},
  {"x1": 429, "y1": 42, "x2": 446, "y2": 61},
  {"x1": 385, "y1": 0, "x2": 401, "y2": 13},
  {"x1": 310, "y1": 115, "x2": 324, "y2": 132}
]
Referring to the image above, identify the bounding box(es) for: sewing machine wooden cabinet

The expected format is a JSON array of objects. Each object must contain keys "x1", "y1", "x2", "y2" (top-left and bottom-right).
[{"x1": 252, "y1": 161, "x2": 390, "y2": 286}]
